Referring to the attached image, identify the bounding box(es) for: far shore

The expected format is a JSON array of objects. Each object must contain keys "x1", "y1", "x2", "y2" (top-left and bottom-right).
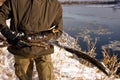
[{"x1": 61, "y1": 1, "x2": 118, "y2": 5}]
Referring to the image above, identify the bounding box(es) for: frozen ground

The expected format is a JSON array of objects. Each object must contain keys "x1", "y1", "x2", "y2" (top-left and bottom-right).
[{"x1": 0, "y1": 32, "x2": 117, "y2": 80}]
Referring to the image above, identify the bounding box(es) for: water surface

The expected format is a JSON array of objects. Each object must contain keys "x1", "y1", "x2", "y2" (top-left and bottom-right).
[{"x1": 62, "y1": 4, "x2": 120, "y2": 59}]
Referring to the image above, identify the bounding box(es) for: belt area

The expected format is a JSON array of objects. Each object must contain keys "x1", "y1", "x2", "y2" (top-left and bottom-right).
[
  {"x1": 20, "y1": 33, "x2": 49, "y2": 49},
  {"x1": 26, "y1": 34, "x2": 45, "y2": 41}
]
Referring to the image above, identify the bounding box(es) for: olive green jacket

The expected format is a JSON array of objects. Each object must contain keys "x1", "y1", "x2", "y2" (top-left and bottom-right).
[
  {"x1": 0, "y1": 0, "x2": 63, "y2": 35},
  {"x1": 0, "y1": 0, "x2": 63, "y2": 57}
]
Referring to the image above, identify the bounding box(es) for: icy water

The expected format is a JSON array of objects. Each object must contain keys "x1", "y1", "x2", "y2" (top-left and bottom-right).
[{"x1": 62, "y1": 4, "x2": 120, "y2": 59}]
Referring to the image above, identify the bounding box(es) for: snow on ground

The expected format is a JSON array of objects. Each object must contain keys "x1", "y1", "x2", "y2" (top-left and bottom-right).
[
  {"x1": 52, "y1": 45, "x2": 105, "y2": 80},
  {"x1": 0, "y1": 47, "x2": 16, "y2": 80},
  {"x1": 0, "y1": 32, "x2": 116, "y2": 80}
]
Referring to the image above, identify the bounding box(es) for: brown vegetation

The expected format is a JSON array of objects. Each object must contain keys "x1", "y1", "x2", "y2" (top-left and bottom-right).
[
  {"x1": 78, "y1": 36, "x2": 97, "y2": 67},
  {"x1": 101, "y1": 48, "x2": 120, "y2": 78},
  {"x1": 78, "y1": 35, "x2": 120, "y2": 78}
]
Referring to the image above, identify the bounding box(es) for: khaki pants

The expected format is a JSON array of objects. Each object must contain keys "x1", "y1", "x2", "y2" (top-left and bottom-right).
[{"x1": 14, "y1": 54, "x2": 55, "y2": 80}]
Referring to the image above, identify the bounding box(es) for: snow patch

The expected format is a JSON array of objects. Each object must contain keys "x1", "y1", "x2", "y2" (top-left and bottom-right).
[{"x1": 0, "y1": 32, "x2": 115, "y2": 80}]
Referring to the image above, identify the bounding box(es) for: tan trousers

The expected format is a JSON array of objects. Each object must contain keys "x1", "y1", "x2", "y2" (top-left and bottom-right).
[{"x1": 14, "y1": 54, "x2": 55, "y2": 80}]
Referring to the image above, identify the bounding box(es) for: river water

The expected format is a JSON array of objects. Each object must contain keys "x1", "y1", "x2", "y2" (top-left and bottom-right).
[{"x1": 62, "y1": 4, "x2": 120, "y2": 59}]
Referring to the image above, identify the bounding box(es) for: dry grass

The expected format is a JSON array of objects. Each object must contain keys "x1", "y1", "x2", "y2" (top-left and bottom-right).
[
  {"x1": 78, "y1": 36, "x2": 97, "y2": 67},
  {"x1": 101, "y1": 48, "x2": 120, "y2": 78},
  {"x1": 77, "y1": 35, "x2": 120, "y2": 78}
]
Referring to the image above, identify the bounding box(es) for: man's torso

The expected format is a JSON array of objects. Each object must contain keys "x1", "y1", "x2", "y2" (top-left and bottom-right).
[{"x1": 10, "y1": 0, "x2": 61, "y2": 34}]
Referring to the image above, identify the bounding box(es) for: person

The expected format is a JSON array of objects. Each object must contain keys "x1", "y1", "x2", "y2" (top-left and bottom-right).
[{"x1": 0, "y1": 0, "x2": 63, "y2": 80}]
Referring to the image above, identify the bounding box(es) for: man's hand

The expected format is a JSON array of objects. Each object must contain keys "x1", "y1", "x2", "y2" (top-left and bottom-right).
[{"x1": 1, "y1": 27, "x2": 20, "y2": 45}]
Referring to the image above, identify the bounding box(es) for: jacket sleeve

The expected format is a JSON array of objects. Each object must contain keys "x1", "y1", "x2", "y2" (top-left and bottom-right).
[
  {"x1": 0, "y1": 0, "x2": 11, "y2": 31},
  {"x1": 53, "y1": 3, "x2": 63, "y2": 40}
]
